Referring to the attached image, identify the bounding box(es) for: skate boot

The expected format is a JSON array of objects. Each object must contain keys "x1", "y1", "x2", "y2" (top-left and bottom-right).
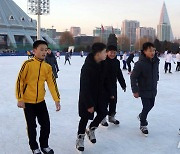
[
  {"x1": 108, "y1": 113, "x2": 120, "y2": 125},
  {"x1": 32, "y1": 149, "x2": 41, "y2": 154},
  {"x1": 140, "y1": 126, "x2": 149, "y2": 137},
  {"x1": 76, "y1": 134, "x2": 85, "y2": 152},
  {"x1": 41, "y1": 147, "x2": 54, "y2": 154},
  {"x1": 86, "y1": 126, "x2": 97, "y2": 144},
  {"x1": 101, "y1": 117, "x2": 109, "y2": 127}
]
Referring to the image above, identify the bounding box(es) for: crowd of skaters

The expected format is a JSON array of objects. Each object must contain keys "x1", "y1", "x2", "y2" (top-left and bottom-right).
[{"x1": 20, "y1": 40, "x2": 180, "y2": 154}]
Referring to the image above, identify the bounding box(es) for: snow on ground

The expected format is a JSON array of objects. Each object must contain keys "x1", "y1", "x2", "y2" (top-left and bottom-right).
[{"x1": 0, "y1": 56, "x2": 180, "y2": 154}]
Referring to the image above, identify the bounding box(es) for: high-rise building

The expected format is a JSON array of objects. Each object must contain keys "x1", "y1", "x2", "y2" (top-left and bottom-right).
[
  {"x1": 70, "y1": 27, "x2": 81, "y2": 37},
  {"x1": 157, "y1": 2, "x2": 173, "y2": 41},
  {"x1": 136, "y1": 27, "x2": 156, "y2": 41},
  {"x1": 93, "y1": 26, "x2": 121, "y2": 43},
  {"x1": 121, "y1": 20, "x2": 140, "y2": 45}
]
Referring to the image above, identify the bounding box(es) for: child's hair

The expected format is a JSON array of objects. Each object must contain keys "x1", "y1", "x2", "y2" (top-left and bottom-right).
[
  {"x1": 142, "y1": 42, "x2": 154, "y2": 51},
  {"x1": 107, "y1": 45, "x2": 117, "y2": 51},
  {"x1": 33, "y1": 40, "x2": 48, "y2": 49},
  {"x1": 91, "y1": 43, "x2": 106, "y2": 55},
  {"x1": 141, "y1": 42, "x2": 154, "y2": 55}
]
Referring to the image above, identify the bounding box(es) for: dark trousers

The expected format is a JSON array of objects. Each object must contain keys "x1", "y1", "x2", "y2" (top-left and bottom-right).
[
  {"x1": 127, "y1": 62, "x2": 131, "y2": 72},
  {"x1": 123, "y1": 60, "x2": 127, "y2": 70},
  {"x1": 140, "y1": 98, "x2": 155, "y2": 126},
  {"x1": 78, "y1": 112, "x2": 107, "y2": 135},
  {"x1": 165, "y1": 62, "x2": 171, "y2": 73},
  {"x1": 24, "y1": 101, "x2": 50, "y2": 150},
  {"x1": 176, "y1": 62, "x2": 180, "y2": 71},
  {"x1": 107, "y1": 94, "x2": 117, "y2": 116},
  {"x1": 64, "y1": 59, "x2": 71, "y2": 65}
]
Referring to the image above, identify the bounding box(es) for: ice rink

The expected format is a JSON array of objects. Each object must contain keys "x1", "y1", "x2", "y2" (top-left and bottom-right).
[{"x1": 0, "y1": 56, "x2": 180, "y2": 154}]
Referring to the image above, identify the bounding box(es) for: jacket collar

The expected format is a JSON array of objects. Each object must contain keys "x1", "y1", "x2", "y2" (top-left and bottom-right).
[
  {"x1": 34, "y1": 56, "x2": 44, "y2": 62},
  {"x1": 139, "y1": 54, "x2": 159, "y2": 64}
]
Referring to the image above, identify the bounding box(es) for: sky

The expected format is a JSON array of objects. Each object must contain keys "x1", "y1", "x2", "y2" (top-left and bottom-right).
[{"x1": 13, "y1": 0, "x2": 180, "y2": 38}]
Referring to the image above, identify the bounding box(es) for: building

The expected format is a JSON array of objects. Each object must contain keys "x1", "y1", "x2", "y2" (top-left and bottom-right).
[
  {"x1": 70, "y1": 27, "x2": 81, "y2": 37},
  {"x1": 121, "y1": 20, "x2": 140, "y2": 45},
  {"x1": 136, "y1": 27, "x2": 156, "y2": 41},
  {"x1": 74, "y1": 35, "x2": 95, "y2": 46},
  {"x1": 0, "y1": 0, "x2": 56, "y2": 49},
  {"x1": 157, "y1": 2, "x2": 173, "y2": 41},
  {"x1": 93, "y1": 26, "x2": 120, "y2": 43}
]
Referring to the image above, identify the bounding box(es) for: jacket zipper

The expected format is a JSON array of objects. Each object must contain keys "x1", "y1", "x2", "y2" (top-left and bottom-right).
[{"x1": 36, "y1": 62, "x2": 42, "y2": 103}]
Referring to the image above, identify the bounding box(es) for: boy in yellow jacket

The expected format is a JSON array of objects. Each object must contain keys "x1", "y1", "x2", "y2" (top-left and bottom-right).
[{"x1": 16, "y1": 40, "x2": 60, "y2": 154}]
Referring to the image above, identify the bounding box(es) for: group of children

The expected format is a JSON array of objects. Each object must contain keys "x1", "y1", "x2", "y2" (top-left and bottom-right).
[
  {"x1": 16, "y1": 40, "x2": 160, "y2": 153},
  {"x1": 76, "y1": 42, "x2": 159, "y2": 152},
  {"x1": 164, "y1": 50, "x2": 180, "y2": 73}
]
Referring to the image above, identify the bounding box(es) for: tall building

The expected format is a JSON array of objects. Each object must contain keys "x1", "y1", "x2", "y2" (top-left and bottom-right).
[
  {"x1": 157, "y1": 2, "x2": 173, "y2": 41},
  {"x1": 0, "y1": 0, "x2": 56, "y2": 49},
  {"x1": 70, "y1": 27, "x2": 81, "y2": 37},
  {"x1": 136, "y1": 27, "x2": 156, "y2": 41},
  {"x1": 121, "y1": 20, "x2": 140, "y2": 45},
  {"x1": 93, "y1": 26, "x2": 120, "y2": 43}
]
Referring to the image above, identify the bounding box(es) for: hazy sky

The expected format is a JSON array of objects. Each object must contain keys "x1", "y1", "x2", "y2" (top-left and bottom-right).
[{"x1": 13, "y1": 0, "x2": 180, "y2": 38}]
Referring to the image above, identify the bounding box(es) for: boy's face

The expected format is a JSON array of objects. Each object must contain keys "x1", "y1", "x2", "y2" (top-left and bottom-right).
[
  {"x1": 97, "y1": 49, "x2": 107, "y2": 61},
  {"x1": 107, "y1": 50, "x2": 117, "y2": 59},
  {"x1": 144, "y1": 47, "x2": 155, "y2": 59},
  {"x1": 47, "y1": 49, "x2": 51, "y2": 54},
  {"x1": 34, "y1": 44, "x2": 48, "y2": 60}
]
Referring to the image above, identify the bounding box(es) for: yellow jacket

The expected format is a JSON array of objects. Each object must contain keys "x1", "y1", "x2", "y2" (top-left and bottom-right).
[{"x1": 16, "y1": 57, "x2": 60, "y2": 104}]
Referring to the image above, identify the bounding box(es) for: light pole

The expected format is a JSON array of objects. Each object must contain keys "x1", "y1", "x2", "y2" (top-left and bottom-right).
[{"x1": 28, "y1": 0, "x2": 50, "y2": 40}]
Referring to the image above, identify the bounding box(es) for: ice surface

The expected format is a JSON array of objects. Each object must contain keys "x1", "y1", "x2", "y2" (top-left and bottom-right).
[{"x1": 0, "y1": 56, "x2": 179, "y2": 154}]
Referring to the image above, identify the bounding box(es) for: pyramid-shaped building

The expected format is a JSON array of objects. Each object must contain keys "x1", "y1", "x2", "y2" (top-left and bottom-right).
[
  {"x1": 157, "y1": 2, "x2": 174, "y2": 41},
  {"x1": 0, "y1": 0, "x2": 55, "y2": 49}
]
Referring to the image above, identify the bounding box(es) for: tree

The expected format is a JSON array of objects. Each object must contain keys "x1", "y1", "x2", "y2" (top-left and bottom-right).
[
  {"x1": 117, "y1": 35, "x2": 130, "y2": 51},
  {"x1": 154, "y1": 39, "x2": 162, "y2": 53},
  {"x1": 60, "y1": 31, "x2": 74, "y2": 46},
  {"x1": 135, "y1": 37, "x2": 153, "y2": 51},
  {"x1": 93, "y1": 37, "x2": 101, "y2": 43},
  {"x1": 107, "y1": 34, "x2": 117, "y2": 47}
]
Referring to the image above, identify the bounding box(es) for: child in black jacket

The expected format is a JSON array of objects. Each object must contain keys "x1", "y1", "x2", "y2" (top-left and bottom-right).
[
  {"x1": 101, "y1": 45, "x2": 126, "y2": 127},
  {"x1": 76, "y1": 43, "x2": 109, "y2": 152},
  {"x1": 131, "y1": 42, "x2": 159, "y2": 136}
]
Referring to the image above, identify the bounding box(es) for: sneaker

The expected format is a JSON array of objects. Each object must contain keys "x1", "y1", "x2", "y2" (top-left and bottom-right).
[
  {"x1": 140, "y1": 126, "x2": 148, "y2": 137},
  {"x1": 41, "y1": 147, "x2": 54, "y2": 154},
  {"x1": 32, "y1": 149, "x2": 41, "y2": 154},
  {"x1": 108, "y1": 115, "x2": 120, "y2": 125},
  {"x1": 76, "y1": 134, "x2": 85, "y2": 152},
  {"x1": 101, "y1": 117, "x2": 109, "y2": 127},
  {"x1": 86, "y1": 126, "x2": 97, "y2": 144}
]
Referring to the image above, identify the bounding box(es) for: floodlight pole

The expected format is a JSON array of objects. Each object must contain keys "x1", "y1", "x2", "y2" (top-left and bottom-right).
[{"x1": 37, "y1": 0, "x2": 41, "y2": 40}]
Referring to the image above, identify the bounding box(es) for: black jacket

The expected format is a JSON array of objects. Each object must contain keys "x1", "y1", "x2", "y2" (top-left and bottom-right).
[
  {"x1": 78, "y1": 53, "x2": 109, "y2": 119},
  {"x1": 130, "y1": 54, "x2": 160, "y2": 98},
  {"x1": 45, "y1": 52, "x2": 59, "y2": 78},
  {"x1": 106, "y1": 57, "x2": 126, "y2": 97},
  {"x1": 126, "y1": 53, "x2": 134, "y2": 64}
]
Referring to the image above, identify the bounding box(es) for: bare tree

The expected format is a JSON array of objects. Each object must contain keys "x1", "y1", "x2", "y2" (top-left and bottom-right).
[
  {"x1": 118, "y1": 35, "x2": 130, "y2": 51},
  {"x1": 60, "y1": 31, "x2": 74, "y2": 46},
  {"x1": 135, "y1": 37, "x2": 153, "y2": 51}
]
